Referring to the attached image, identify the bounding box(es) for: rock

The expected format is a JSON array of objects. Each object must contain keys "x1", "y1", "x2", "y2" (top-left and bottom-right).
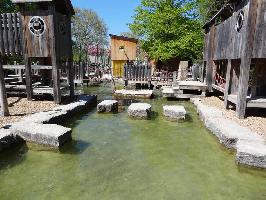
[
  {"x1": 0, "y1": 129, "x2": 23, "y2": 152},
  {"x1": 236, "y1": 140, "x2": 266, "y2": 169},
  {"x1": 97, "y1": 100, "x2": 118, "y2": 113},
  {"x1": 11, "y1": 122, "x2": 72, "y2": 148},
  {"x1": 163, "y1": 105, "x2": 186, "y2": 121},
  {"x1": 115, "y1": 90, "x2": 153, "y2": 99},
  {"x1": 128, "y1": 103, "x2": 152, "y2": 119},
  {"x1": 205, "y1": 117, "x2": 264, "y2": 149}
]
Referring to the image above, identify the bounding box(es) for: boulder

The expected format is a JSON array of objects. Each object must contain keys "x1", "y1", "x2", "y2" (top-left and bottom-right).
[
  {"x1": 236, "y1": 140, "x2": 266, "y2": 169},
  {"x1": 163, "y1": 105, "x2": 186, "y2": 121},
  {"x1": 11, "y1": 122, "x2": 72, "y2": 148},
  {"x1": 128, "y1": 103, "x2": 152, "y2": 119},
  {"x1": 97, "y1": 100, "x2": 118, "y2": 113}
]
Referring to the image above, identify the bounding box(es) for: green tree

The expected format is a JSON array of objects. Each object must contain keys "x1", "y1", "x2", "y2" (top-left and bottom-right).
[
  {"x1": 72, "y1": 8, "x2": 108, "y2": 62},
  {"x1": 196, "y1": 0, "x2": 227, "y2": 24},
  {"x1": 130, "y1": 0, "x2": 203, "y2": 61},
  {"x1": 0, "y1": 0, "x2": 18, "y2": 13}
]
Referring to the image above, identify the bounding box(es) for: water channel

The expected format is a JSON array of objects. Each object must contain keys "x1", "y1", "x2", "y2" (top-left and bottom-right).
[{"x1": 0, "y1": 86, "x2": 265, "y2": 200}]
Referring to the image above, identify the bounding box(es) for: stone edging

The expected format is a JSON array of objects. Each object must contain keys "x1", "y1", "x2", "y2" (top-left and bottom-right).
[
  {"x1": 0, "y1": 95, "x2": 97, "y2": 151},
  {"x1": 191, "y1": 98, "x2": 266, "y2": 169}
]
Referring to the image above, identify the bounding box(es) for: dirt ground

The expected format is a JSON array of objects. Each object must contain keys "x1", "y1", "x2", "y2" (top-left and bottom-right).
[
  {"x1": 0, "y1": 97, "x2": 56, "y2": 128},
  {"x1": 201, "y1": 96, "x2": 266, "y2": 139}
]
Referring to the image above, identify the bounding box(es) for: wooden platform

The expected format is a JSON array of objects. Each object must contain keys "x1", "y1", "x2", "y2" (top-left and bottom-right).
[
  {"x1": 228, "y1": 95, "x2": 266, "y2": 108},
  {"x1": 162, "y1": 81, "x2": 207, "y2": 99}
]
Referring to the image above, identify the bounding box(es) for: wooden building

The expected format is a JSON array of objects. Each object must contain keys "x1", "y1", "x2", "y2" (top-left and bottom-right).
[
  {"x1": 110, "y1": 34, "x2": 138, "y2": 78},
  {"x1": 0, "y1": 0, "x2": 75, "y2": 104},
  {"x1": 203, "y1": 0, "x2": 266, "y2": 118}
]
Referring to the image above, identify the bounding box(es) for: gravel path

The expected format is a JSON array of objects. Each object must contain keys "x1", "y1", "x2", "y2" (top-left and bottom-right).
[
  {"x1": 200, "y1": 97, "x2": 266, "y2": 139},
  {"x1": 0, "y1": 98, "x2": 56, "y2": 128}
]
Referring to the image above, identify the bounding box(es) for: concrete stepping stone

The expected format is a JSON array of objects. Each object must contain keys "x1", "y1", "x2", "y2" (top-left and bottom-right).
[
  {"x1": 163, "y1": 105, "x2": 186, "y2": 121},
  {"x1": 11, "y1": 122, "x2": 72, "y2": 148},
  {"x1": 97, "y1": 100, "x2": 118, "y2": 113},
  {"x1": 128, "y1": 103, "x2": 152, "y2": 119}
]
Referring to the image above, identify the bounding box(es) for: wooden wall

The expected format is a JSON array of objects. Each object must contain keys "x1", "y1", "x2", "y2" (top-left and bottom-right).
[
  {"x1": 110, "y1": 38, "x2": 137, "y2": 61},
  {"x1": 21, "y1": 10, "x2": 51, "y2": 57},
  {"x1": 0, "y1": 13, "x2": 22, "y2": 55}
]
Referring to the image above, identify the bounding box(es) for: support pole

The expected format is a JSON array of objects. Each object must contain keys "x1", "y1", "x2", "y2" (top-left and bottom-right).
[
  {"x1": 224, "y1": 60, "x2": 231, "y2": 109},
  {"x1": 49, "y1": 3, "x2": 61, "y2": 104},
  {"x1": 236, "y1": 0, "x2": 258, "y2": 119},
  {"x1": 206, "y1": 25, "x2": 216, "y2": 92},
  {"x1": 0, "y1": 57, "x2": 9, "y2": 116},
  {"x1": 25, "y1": 56, "x2": 33, "y2": 100},
  {"x1": 68, "y1": 60, "x2": 75, "y2": 100}
]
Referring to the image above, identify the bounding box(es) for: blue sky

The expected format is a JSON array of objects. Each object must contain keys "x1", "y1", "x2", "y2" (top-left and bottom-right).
[{"x1": 72, "y1": 0, "x2": 141, "y2": 35}]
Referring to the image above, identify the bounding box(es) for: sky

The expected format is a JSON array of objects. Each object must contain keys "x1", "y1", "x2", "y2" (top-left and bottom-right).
[{"x1": 72, "y1": 0, "x2": 141, "y2": 35}]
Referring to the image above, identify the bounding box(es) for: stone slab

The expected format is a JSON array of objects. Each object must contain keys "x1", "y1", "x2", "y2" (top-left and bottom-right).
[
  {"x1": 236, "y1": 140, "x2": 266, "y2": 169},
  {"x1": 163, "y1": 105, "x2": 186, "y2": 121},
  {"x1": 97, "y1": 100, "x2": 118, "y2": 113},
  {"x1": 128, "y1": 103, "x2": 152, "y2": 119},
  {"x1": 11, "y1": 122, "x2": 72, "y2": 148},
  {"x1": 115, "y1": 90, "x2": 153, "y2": 99}
]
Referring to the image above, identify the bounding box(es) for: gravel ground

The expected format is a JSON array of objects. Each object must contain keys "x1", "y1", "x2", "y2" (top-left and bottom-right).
[
  {"x1": 0, "y1": 97, "x2": 56, "y2": 128},
  {"x1": 200, "y1": 96, "x2": 266, "y2": 139}
]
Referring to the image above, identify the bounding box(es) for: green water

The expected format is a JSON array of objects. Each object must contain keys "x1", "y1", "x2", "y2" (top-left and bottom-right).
[{"x1": 0, "y1": 86, "x2": 265, "y2": 200}]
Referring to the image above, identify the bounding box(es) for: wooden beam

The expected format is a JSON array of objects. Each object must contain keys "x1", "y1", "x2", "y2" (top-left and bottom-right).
[
  {"x1": 49, "y1": 3, "x2": 61, "y2": 104},
  {"x1": 236, "y1": 0, "x2": 258, "y2": 119},
  {"x1": 0, "y1": 57, "x2": 9, "y2": 116},
  {"x1": 206, "y1": 25, "x2": 216, "y2": 92},
  {"x1": 68, "y1": 60, "x2": 75, "y2": 100},
  {"x1": 25, "y1": 56, "x2": 33, "y2": 100},
  {"x1": 224, "y1": 59, "x2": 232, "y2": 109}
]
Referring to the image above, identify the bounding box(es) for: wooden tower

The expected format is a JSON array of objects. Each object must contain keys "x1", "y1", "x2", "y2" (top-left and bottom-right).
[{"x1": 11, "y1": 0, "x2": 75, "y2": 103}]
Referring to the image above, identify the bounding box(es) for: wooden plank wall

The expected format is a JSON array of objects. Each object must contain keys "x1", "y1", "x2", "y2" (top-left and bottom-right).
[
  {"x1": 21, "y1": 10, "x2": 51, "y2": 57},
  {"x1": 0, "y1": 13, "x2": 22, "y2": 55},
  {"x1": 124, "y1": 63, "x2": 152, "y2": 82},
  {"x1": 110, "y1": 38, "x2": 137, "y2": 61}
]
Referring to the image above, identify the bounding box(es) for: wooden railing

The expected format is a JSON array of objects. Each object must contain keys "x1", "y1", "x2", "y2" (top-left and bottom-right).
[
  {"x1": 124, "y1": 63, "x2": 152, "y2": 82},
  {"x1": 0, "y1": 13, "x2": 22, "y2": 55}
]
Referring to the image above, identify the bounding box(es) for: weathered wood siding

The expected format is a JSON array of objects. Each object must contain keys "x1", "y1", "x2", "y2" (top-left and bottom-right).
[
  {"x1": 0, "y1": 13, "x2": 22, "y2": 55},
  {"x1": 21, "y1": 10, "x2": 51, "y2": 57},
  {"x1": 204, "y1": 0, "x2": 250, "y2": 61},
  {"x1": 110, "y1": 38, "x2": 137, "y2": 61},
  {"x1": 55, "y1": 13, "x2": 72, "y2": 59}
]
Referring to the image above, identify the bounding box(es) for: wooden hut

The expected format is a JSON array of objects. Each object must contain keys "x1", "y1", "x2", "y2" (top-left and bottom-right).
[
  {"x1": 6, "y1": 0, "x2": 75, "y2": 104},
  {"x1": 203, "y1": 0, "x2": 266, "y2": 118},
  {"x1": 109, "y1": 34, "x2": 138, "y2": 78}
]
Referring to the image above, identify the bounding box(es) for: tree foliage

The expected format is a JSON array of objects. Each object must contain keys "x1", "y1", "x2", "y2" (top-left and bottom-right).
[
  {"x1": 0, "y1": 0, "x2": 18, "y2": 14},
  {"x1": 130, "y1": 0, "x2": 203, "y2": 61},
  {"x1": 196, "y1": 0, "x2": 227, "y2": 23},
  {"x1": 72, "y1": 8, "x2": 108, "y2": 62}
]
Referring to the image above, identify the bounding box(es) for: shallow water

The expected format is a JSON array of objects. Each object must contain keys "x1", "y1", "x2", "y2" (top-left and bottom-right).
[{"x1": 0, "y1": 86, "x2": 265, "y2": 200}]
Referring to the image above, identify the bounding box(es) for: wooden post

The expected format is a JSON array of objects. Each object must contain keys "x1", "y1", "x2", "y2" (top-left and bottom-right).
[
  {"x1": 0, "y1": 57, "x2": 9, "y2": 116},
  {"x1": 224, "y1": 60, "x2": 232, "y2": 109},
  {"x1": 49, "y1": 3, "x2": 61, "y2": 104},
  {"x1": 25, "y1": 56, "x2": 33, "y2": 100},
  {"x1": 206, "y1": 25, "x2": 216, "y2": 92},
  {"x1": 68, "y1": 60, "x2": 75, "y2": 100},
  {"x1": 236, "y1": 0, "x2": 258, "y2": 119}
]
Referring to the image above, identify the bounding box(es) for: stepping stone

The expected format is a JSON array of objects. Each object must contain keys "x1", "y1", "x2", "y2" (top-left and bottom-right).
[
  {"x1": 97, "y1": 100, "x2": 118, "y2": 113},
  {"x1": 163, "y1": 105, "x2": 186, "y2": 121},
  {"x1": 128, "y1": 103, "x2": 152, "y2": 119},
  {"x1": 11, "y1": 122, "x2": 72, "y2": 148}
]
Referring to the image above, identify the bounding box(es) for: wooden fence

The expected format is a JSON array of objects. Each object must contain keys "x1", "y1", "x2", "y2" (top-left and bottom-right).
[
  {"x1": 0, "y1": 13, "x2": 22, "y2": 55},
  {"x1": 124, "y1": 63, "x2": 151, "y2": 83}
]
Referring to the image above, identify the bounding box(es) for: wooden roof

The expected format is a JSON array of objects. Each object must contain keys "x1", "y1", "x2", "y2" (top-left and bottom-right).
[
  {"x1": 11, "y1": 0, "x2": 75, "y2": 15},
  {"x1": 109, "y1": 34, "x2": 138, "y2": 43}
]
